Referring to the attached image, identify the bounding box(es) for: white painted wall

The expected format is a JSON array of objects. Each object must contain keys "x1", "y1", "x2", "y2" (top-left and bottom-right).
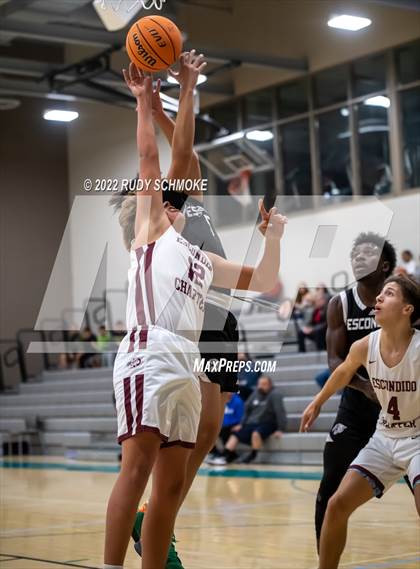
[{"x1": 216, "y1": 192, "x2": 420, "y2": 298}]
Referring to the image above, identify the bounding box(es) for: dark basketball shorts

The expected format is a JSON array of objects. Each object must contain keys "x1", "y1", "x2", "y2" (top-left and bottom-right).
[{"x1": 198, "y1": 310, "x2": 239, "y2": 393}]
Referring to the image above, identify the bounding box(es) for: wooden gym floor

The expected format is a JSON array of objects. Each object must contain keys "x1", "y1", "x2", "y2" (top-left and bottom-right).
[{"x1": 0, "y1": 457, "x2": 419, "y2": 569}]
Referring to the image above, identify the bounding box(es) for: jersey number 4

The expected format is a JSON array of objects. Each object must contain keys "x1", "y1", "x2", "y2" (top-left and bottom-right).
[{"x1": 387, "y1": 396, "x2": 400, "y2": 421}]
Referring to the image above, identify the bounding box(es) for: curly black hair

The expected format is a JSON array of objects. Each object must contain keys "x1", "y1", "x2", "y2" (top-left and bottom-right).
[{"x1": 351, "y1": 232, "x2": 397, "y2": 277}]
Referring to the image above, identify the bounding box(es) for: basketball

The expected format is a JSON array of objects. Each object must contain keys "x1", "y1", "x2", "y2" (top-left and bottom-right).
[{"x1": 126, "y1": 15, "x2": 183, "y2": 72}]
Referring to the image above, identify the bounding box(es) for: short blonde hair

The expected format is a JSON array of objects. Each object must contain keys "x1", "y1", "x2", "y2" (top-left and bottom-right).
[{"x1": 110, "y1": 193, "x2": 136, "y2": 251}]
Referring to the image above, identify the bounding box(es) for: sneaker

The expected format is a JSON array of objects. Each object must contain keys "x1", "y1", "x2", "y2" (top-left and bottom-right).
[
  {"x1": 237, "y1": 451, "x2": 257, "y2": 464},
  {"x1": 132, "y1": 502, "x2": 184, "y2": 569},
  {"x1": 206, "y1": 456, "x2": 227, "y2": 466}
]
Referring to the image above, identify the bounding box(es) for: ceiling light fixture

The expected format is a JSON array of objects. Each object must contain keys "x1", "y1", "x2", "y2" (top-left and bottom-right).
[
  {"x1": 43, "y1": 110, "x2": 79, "y2": 122},
  {"x1": 167, "y1": 74, "x2": 207, "y2": 86},
  {"x1": 246, "y1": 130, "x2": 274, "y2": 142},
  {"x1": 328, "y1": 15, "x2": 372, "y2": 31},
  {"x1": 364, "y1": 95, "x2": 390, "y2": 108}
]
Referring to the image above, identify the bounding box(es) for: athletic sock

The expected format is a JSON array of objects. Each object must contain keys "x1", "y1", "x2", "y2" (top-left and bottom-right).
[{"x1": 103, "y1": 565, "x2": 124, "y2": 569}]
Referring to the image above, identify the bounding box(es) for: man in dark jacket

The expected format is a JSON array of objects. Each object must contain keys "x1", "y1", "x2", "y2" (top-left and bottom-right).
[{"x1": 221, "y1": 375, "x2": 287, "y2": 464}]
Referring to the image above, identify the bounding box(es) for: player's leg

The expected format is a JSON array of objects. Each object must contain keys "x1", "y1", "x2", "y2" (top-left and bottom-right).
[
  {"x1": 414, "y1": 483, "x2": 420, "y2": 516},
  {"x1": 315, "y1": 424, "x2": 370, "y2": 548},
  {"x1": 180, "y1": 381, "x2": 228, "y2": 501},
  {"x1": 142, "y1": 444, "x2": 192, "y2": 569},
  {"x1": 104, "y1": 432, "x2": 161, "y2": 566},
  {"x1": 405, "y1": 446, "x2": 420, "y2": 516},
  {"x1": 319, "y1": 469, "x2": 374, "y2": 569}
]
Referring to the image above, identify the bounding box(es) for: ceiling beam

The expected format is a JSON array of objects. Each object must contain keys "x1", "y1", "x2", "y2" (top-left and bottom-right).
[
  {"x1": 0, "y1": 55, "x2": 233, "y2": 96},
  {"x1": 0, "y1": 76, "x2": 134, "y2": 107},
  {"x1": 0, "y1": 0, "x2": 38, "y2": 18},
  {"x1": 367, "y1": 0, "x2": 420, "y2": 10},
  {"x1": 1, "y1": 19, "x2": 308, "y2": 70}
]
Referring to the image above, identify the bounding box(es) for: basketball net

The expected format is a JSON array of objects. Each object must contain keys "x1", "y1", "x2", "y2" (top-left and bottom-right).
[{"x1": 227, "y1": 168, "x2": 252, "y2": 208}]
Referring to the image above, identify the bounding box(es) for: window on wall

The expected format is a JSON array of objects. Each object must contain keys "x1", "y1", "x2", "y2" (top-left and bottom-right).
[
  {"x1": 209, "y1": 101, "x2": 239, "y2": 134},
  {"x1": 313, "y1": 65, "x2": 349, "y2": 109},
  {"x1": 243, "y1": 89, "x2": 274, "y2": 128},
  {"x1": 401, "y1": 87, "x2": 420, "y2": 189},
  {"x1": 280, "y1": 119, "x2": 312, "y2": 197},
  {"x1": 356, "y1": 100, "x2": 391, "y2": 195},
  {"x1": 352, "y1": 54, "x2": 387, "y2": 98},
  {"x1": 396, "y1": 39, "x2": 420, "y2": 85},
  {"x1": 317, "y1": 109, "x2": 352, "y2": 199},
  {"x1": 276, "y1": 79, "x2": 308, "y2": 119}
]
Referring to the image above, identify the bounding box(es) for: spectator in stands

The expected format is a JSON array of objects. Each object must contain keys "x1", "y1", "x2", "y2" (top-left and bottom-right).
[
  {"x1": 111, "y1": 320, "x2": 126, "y2": 343},
  {"x1": 290, "y1": 282, "x2": 312, "y2": 324},
  {"x1": 297, "y1": 290, "x2": 329, "y2": 352},
  {"x1": 96, "y1": 325, "x2": 113, "y2": 367},
  {"x1": 206, "y1": 392, "x2": 245, "y2": 465},
  {"x1": 237, "y1": 351, "x2": 261, "y2": 401},
  {"x1": 247, "y1": 276, "x2": 283, "y2": 314},
  {"x1": 110, "y1": 320, "x2": 126, "y2": 365},
  {"x1": 314, "y1": 368, "x2": 330, "y2": 390},
  {"x1": 76, "y1": 326, "x2": 98, "y2": 368},
  {"x1": 58, "y1": 323, "x2": 79, "y2": 369},
  {"x1": 396, "y1": 249, "x2": 417, "y2": 277},
  {"x1": 221, "y1": 375, "x2": 287, "y2": 464}
]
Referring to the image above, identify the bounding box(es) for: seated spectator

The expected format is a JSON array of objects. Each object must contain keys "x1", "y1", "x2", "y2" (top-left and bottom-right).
[
  {"x1": 58, "y1": 323, "x2": 79, "y2": 369},
  {"x1": 220, "y1": 375, "x2": 287, "y2": 464},
  {"x1": 396, "y1": 250, "x2": 417, "y2": 277},
  {"x1": 206, "y1": 392, "x2": 244, "y2": 465},
  {"x1": 291, "y1": 282, "x2": 313, "y2": 325},
  {"x1": 297, "y1": 290, "x2": 328, "y2": 352},
  {"x1": 110, "y1": 320, "x2": 127, "y2": 365},
  {"x1": 96, "y1": 325, "x2": 113, "y2": 367},
  {"x1": 76, "y1": 326, "x2": 98, "y2": 369},
  {"x1": 247, "y1": 276, "x2": 283, "y2": 314},
  {"x1": 314, "y1": 368, "x2": 330, "y2": 390},
  {"x1": 237, "y1": 352, "x2": 261, "y2": 401}
]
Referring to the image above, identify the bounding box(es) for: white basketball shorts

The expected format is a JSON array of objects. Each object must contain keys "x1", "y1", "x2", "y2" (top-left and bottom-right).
[
  {"x1": 349, "y1": 429, "x2": 420, "y2": 497},
  {"x1": 114, "y1": 326, "x2": 201, "y2": 448}
]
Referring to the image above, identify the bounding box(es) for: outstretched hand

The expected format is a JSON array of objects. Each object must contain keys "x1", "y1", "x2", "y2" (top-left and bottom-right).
[
  {"x1": 123, "y1": 62, "x2": 153, "y2": 101},
  {"x1": 168, "y1": 49, "x2": 207, "y2": 91},
  {"x1": 258, "y1": 199, "x2": 288, "y2": 241}
]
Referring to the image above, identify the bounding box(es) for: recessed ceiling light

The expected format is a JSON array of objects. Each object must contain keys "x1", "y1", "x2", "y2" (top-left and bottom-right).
[
  {"x1": 43, "y1": 110, "x2": 79, "y2": 122},
  {"x1": 246, "y1": 130, "x2": 274, "y2": 142},
  {"x1": 340, "y1": 108, "x2": 350, "y2": 117},
  {"x1": 328, "y1": 15, "x2": 372, "y2": 31},
  {"x1": 167, "y1": 73, "x2": 207, "y2": 86},
  {"x1": 364, "y1": 95, "x2": 390, "y2": 108}
]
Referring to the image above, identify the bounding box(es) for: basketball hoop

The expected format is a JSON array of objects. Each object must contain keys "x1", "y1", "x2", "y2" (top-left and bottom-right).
[{"x1": 227, "y1": 168, "x2": 253, "y2": 207}]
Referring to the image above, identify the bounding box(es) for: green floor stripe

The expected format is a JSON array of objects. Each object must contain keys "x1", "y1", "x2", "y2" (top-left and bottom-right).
[{"x1": 0, "y1": 460, "x2": 406, "y2": 483}]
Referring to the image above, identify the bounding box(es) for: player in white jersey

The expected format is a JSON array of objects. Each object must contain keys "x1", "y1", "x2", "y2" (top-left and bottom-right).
[
  {"x1": 104, "y1": 54, "x2": 287, "y2": 569},
  {"x1": 300, "y1": 275, "x2": 420, "y2": 569}
]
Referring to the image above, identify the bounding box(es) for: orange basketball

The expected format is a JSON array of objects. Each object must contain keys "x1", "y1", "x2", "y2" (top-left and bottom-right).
[{"x1": 126, "y1": 15, "x2": 183, "y2": 72}]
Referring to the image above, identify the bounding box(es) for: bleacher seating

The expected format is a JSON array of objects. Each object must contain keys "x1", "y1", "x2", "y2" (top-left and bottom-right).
[{"x1": 0, "y1": 306, "x2": 336, "y2": 464}]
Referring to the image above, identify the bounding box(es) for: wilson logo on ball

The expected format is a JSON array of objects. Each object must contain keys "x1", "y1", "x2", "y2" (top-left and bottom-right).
[{"x1": 132, "y1": 33, "x2": 157, "y2": 68}]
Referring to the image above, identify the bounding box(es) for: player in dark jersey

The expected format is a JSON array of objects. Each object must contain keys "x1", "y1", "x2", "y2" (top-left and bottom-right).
[
  {"x1": 314, "y1": 232, "x2": 397, "y2": 549},
  {"x1": 130, "y1": 77, "x2": 240, "y2": 567}
]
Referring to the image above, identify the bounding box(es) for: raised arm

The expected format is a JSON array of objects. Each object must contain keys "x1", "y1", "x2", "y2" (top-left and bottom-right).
[
  {"x1": 299, "y1": 337, "x2": 369, "y2": 432},
  {"x1": 206, "y1": 200, "x2": 287, "y2": 292},
  {"x1": 153, "y1": 101, "x2": 203, "y2": 200},
  {"x1": 123, "y1": 64, "x2": 164, "y2": 236},
  {"x1": 167, "y1": 50, "x2": 206, "y2": 185},
  {"x1": 327, "y1": 295, "x2": 377, "y2": 402}
]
